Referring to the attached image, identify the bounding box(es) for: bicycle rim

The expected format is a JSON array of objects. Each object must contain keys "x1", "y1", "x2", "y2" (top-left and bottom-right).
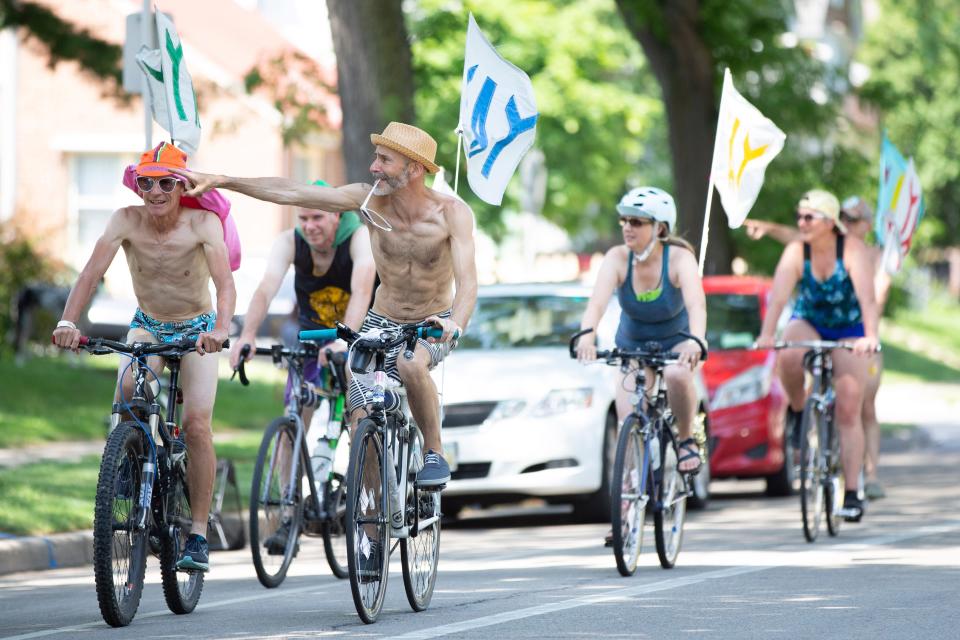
[
  {"x1": 322, "y1": 471, "x2": 349, "y2": 579},
  {"x1": 401, "y1": 488, "x2": 441, "y2": 610},
  {"x1": 346, "y1": 419, "x2": 389, "y2": 624},
  {"x1": 160, "y1": 460, "x2": 204, "y2": 614},
  {"x1": 249, "y1": 418, "x2": 304, "y2": 588},
  {"x1": 93, "y1": 423, "x2": 148, "y2": 627},
  {"x1": 825, "y1": 417, "x2": 843, "y2": 537},
  {"x1": 800, "y1": 401, "x2": 824, "y2": 542},
  {"x1": 654, "y1": 427, "x2": 687, "y2": 569},
  {"x1": 610, "y1": 416, "x2": 646, "y2": 576}
]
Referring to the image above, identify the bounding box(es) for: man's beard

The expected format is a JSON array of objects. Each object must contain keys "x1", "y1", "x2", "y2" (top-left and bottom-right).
[{"x1": 372, "y1": 167, "x2": 410, "y2": 195}]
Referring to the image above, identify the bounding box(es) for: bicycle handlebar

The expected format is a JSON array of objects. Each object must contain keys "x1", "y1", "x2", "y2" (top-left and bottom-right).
[
  {"x1": 62, "y1": 335, "x2": 230, "y2": 358},
  {"x1": 767, "y1": 340, "x2": 882, "y2": 353},
  {"x1": 231, "y1": 341, "x2": 324, "y2": 387},
  {"x1": 568, "y1": 328, "x2": 708, "y2": 363},
  {"x1": 299, "y1": 322, "x2": 457, "y2": 344}
]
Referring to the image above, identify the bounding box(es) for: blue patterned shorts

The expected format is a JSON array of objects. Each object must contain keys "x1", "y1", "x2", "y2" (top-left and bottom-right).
[{"x1": 130, "y1": 308, "x2": 216, "y2": 344}]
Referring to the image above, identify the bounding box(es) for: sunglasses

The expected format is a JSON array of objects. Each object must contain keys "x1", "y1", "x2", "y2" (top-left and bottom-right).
[
  {"x1": 840, "y1": 212, "x2": 865, "y2": 223},
  {"x1": 357, "y1": 180, "x2": 394, "y2": 231},
  {"x1": 136, "y1": 176, "x2": 181, "y2": 193},
  {"x1": 618, "y1": 217, "x2": 654, "y2": 228},
  {"x1": 796, "y1": 212, "x2": 826, "y2": 224}
]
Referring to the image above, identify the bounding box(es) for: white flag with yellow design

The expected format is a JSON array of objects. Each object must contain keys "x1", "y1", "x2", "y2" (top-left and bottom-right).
[{"x1": 710, "y1": 69, "x2": 786, "y2": 228}]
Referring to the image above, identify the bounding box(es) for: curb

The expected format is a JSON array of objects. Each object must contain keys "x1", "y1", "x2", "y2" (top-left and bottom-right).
[{"x1": 0, "y1": 531, "x2": 93, "y2": 576}]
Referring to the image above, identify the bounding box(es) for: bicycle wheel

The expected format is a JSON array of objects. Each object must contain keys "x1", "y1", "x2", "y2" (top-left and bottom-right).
[
  {"x1": 249, "y1": 417, "x2": 305, "y2": 588},
  {"x1": 654, "y1": 421, "x2": 688, "y2": 569},
  {"x1": 322, "y1": 471, "x2": 349, "y2": 579},
  {"x1": 402, "y1": 428, "x2": 440, "y2": 610},
  {"x1": 825, "y1": 412, "x2": 843, "y2": 537},
  {"x1": 159, "y1": 450, "x2": 204, "y2": 614},
  {"x1": 93, "y1": 422, "x2": 149, "y2": 627},
  {"x1": 346, "y1": 419, "x2": 389, "y2": 624},
  {"x1": 800, "y1": 398, "x2": 825, "y2": 542},
  {"x1": 610, "y1": 415, "x2": 648, "y2": 577}
]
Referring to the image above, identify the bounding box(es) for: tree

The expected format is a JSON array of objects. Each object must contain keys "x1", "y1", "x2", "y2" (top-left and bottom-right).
[{"x1": 326, "y1": 0, "x2": 416, "y2": 182}]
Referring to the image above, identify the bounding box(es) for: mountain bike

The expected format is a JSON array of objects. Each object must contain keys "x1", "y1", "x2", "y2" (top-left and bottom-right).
[
  {"x1": 73, "y1": 335, "x2": 227, "y2": 627},
  {"x1": 772, "y1": 340, "x2": 879, "y2": 542},
  {"x1": 232, "y1": 342, "x2": 350, "y2": 586},
  {"x1": 300, "y1": 321, "x2": 452, "y2": 624},
  {"x1": 570, "y1": 329, "x2": 707, "y2": 576}
]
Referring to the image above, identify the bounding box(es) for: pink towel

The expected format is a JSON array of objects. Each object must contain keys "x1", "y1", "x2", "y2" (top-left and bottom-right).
[{"x1": 122, "y1": 165, "x2": 242, "y2": 271}]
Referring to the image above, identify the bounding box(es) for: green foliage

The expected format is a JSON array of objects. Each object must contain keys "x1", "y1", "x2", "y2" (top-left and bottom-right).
[{"x1": 856, "y1": 0, "x2": 960, "y2": 247}]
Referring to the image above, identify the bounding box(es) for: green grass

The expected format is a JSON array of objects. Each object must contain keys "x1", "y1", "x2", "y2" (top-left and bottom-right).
[
  {"x1": 0, "y1": 355, "x2": 286, "y2": 447},
  {"x1": 881, "y1": 294, "x2": 960, "y2": 384}
]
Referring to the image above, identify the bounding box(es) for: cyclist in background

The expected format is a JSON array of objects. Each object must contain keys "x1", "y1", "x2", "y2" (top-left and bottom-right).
[
  {"x1": 745, "y1": 195, "x2": 891, "y2": 499},
  {"x1": 576, "y1": 187, "x2": 708, "y2": 475},
  {"x1": 755, "y1": 190, "x2": 880, "y2": 521}
]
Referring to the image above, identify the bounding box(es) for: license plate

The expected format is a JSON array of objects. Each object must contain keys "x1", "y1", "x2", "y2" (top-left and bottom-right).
[{"x1": 443, "y1": 442, "x2": 459, "y2": 472}]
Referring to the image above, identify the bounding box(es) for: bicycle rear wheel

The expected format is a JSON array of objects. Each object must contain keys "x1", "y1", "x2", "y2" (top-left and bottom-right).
[
  {"x1": 825, "y1": 412, "x2": 843, "y2": 537},
  {"x1": 610, "y1": 415, "x2": 647, "y2": 577},
  {"x1": 322, "y1": 471, "x2": 349, "y2": 579},
  {"x1": 93, "y1": 422, "x2": 149, "y2": 627},
  {"x1": 159, "y1": 451, "x2": 204, "y2": 614},
  {"x1": 249, "y1": 417, "x2": 304, "y2": 588},
  {"x1": 401, "y1": 486, "x2": 441, "y2": 611},
  {"x1": 654, "y1": 422, "x2": 688, "y2": 569},
  {"x1": 800, "y1": 398, "x2": 825, "y2": 542},
  {"x1": 346, "y1": 419, "x2": 390, "y2": 624}
]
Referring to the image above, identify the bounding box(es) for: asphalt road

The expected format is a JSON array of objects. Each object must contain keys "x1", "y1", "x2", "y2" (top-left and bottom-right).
[{"x1": 2, "y1": 447, "x2": 958, "y2": 640}]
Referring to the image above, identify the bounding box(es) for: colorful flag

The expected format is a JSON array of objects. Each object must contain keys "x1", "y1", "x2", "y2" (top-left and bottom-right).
[
  {"x1": 135, "y1": 11, "x2": 201, "y2": 155},
  {"x1": 875, "y1": 132, "x2": 907, "y2": 244},
  {"x1": 710, "y1": 69, "x2": 786, "y2": 228},
  {"x1": 459, "y1": 14, "x2": 538, "y2": 206},
  {"x1": 879, "y1": 155, "x2": 925, "y2": 274}
]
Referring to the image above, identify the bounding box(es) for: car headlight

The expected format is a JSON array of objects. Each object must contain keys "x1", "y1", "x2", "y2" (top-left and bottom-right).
[
  {"x1": 529, "y1": 388, "x2": 594, "y2": 418},
  {"x1": 710, "y1": 365, "x2": 771, "y2": 411},
  {"x1": 487, "y1": 399, "x2": 527, "y2": 422}
]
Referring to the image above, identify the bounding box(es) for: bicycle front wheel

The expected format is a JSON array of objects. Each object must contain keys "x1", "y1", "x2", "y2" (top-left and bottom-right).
[
  {"x1": 346, "y1": 419, "x2": 389, "y2": 624},
  {"x1": 824, "y1": 412, "x2": 843, "y2": 537},
  {"x1": 322, "y1": 471, "x2": 349, "y2": 579},
  {"x1": 800, "y1": 398, "x2": 825, "y2": 542},
  {"x1": 654, "y1": 421, "x2": 688, "y2": 569},
  {"x1": 93, "y1": 422, "x2": 149, "y2": 627},
  {"x1": 159, "y1": 453, "x2": 204, "y2": 614},
  {"x1": 610, "y1": 415, "x2": 647, "y2": 577},
  {"x1": 249, "y1": 417, "x2": 304, "y2": 588}
]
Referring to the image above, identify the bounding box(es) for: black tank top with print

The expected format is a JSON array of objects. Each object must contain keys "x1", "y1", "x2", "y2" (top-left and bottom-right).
[{"x1": 294, "y1": 232, "x2": 355, "y2": 331}]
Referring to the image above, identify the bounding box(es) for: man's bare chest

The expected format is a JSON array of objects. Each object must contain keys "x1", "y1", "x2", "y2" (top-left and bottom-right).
[
  {"x1": 374, "y1": 226, "x2": 448, "y2": 267},
  {"x1": 125, "y1": 233, "x2": 205, "y2": 278}
]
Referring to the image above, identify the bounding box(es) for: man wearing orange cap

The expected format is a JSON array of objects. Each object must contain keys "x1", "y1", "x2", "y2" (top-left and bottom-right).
[
  {"x1": 177, "y1": 122, "x2": 478, "y2": 494},
  {"x1": 53, "y1": 142, "x2": 236, "y2": 572}
]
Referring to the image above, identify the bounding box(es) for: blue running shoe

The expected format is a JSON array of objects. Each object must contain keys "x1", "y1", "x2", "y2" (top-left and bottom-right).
[
  {"x1": 176, "y1": 533, "x2": 210, "y2": 572},
  {"x1": 416, "y1": 449, "x2": 451, "y2": 487}
]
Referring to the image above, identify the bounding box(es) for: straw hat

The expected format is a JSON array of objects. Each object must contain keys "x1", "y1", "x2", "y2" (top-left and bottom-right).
[
  {"x1": 370, "y1": 122, "x2": 440, "y2": 174},
  {"x1": 798, "y1": 189, "x2": 846, "y2": 234}
]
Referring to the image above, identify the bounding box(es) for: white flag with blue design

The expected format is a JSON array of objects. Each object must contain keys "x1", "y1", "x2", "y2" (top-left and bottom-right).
[
  {"x1": 135, "y1": 11, "x2": 201, "y2": 155},
  {"x1": 459, "y1": 14, "x2": 538, "y2": 206}
]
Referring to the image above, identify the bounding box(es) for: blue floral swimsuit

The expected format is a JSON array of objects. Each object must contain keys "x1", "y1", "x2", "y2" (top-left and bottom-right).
[
  {"x1": 130, "y1": 308, "x2": 216, "y2": 344},
  {"x1": 791, "y1": 236, "x2": 864, "y2": 340}
]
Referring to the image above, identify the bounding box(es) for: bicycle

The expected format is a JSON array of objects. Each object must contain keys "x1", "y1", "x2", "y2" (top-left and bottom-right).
[
  {"x1": 232, "y1": 342, "x2": 350, "y2": 587},
  {"x1": 570, "y1": 329, "x2": 707, "y2": 577},
  {"x1": 771, "y1": 340, "x2": 879, "y2": 542},
  {"x1": 70, "y1": 334, "x2": 226, "y2": 627},
  {"x1": 300, "y1": 320, "x2": 452, "y2": 624}
]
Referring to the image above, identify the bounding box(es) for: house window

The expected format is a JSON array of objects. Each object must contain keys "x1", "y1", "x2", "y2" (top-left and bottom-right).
[{"x1": 69, "y1": 153, "x2": 138, "y2": 267}]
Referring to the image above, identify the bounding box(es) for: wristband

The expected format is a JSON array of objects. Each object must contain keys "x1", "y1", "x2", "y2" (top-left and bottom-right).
[{"x1": 56, "y1": 320, "x2": 78, "y2": 330}]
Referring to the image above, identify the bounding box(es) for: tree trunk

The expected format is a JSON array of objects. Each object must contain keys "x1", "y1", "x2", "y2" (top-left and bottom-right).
[
  {"x1": 616, "y1": 0, "x2": 732, "y2": 274},
  {"x1": 326, "y1": 0, "x2": 416, "y2": 183}
]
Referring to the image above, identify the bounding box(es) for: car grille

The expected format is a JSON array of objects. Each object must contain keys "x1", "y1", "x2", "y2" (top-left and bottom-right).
[
  {"x1": 451, "y1": 463, "x2": 491, "y2": 480},
  {"x1": 442, "y1": 402, "x2": 498, "y2": 428}
]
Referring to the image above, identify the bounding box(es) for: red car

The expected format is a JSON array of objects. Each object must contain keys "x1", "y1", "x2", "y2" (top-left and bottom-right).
[{"x1": 702, "y1": 276, "x2": 795, "y2": 496}]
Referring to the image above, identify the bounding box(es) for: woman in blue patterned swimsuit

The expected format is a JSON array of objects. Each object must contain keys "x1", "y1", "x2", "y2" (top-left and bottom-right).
[{"x1": 756, "y1": 190, "x2": 879, "y2": 521}]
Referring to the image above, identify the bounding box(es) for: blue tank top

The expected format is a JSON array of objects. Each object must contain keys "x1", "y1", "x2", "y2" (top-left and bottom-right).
[
  {"x1": 615, "y1": 243, "x2": 690, "y2": 349},
  {"x1": 793, "y1": 236, "x2": 863, "y2": 329}
]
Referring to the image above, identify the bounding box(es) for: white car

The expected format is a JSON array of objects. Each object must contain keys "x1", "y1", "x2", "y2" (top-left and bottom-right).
[{"x1": 435, "y1": 283, "x2": 712, "y2": 521}]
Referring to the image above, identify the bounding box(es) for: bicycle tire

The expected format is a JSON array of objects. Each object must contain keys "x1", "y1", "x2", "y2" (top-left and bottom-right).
[
  {"x1": 402, "y1": 428, "x2": 440, "y2": 610},
  {"x1": 345, "y1": 418, "x2": 390, "y2": 624},
  {"x1": 610, "y1": 415, "x2": 647, "y2": 577},
  {"x1": 800, "y1": 398, "x2": 824, "y2": 542},
  {"x1": 654, "y1": 420, "x2": 688, "y2": 569},
  {"x1": 249, "y1": 417, "x2": 304, "y2": 588},
  {"x1": 824, "y1": 410, "x2": 843, "y2": 537},
  {"x1": 159, "y1": 452, "x2": 204, "y2": 614},
  {"x1": 322, "y1": 471, "x2": 349, "y2": 579},
  {"x1": 93, "y1": 422, "x2": 149, "y2": 627}
]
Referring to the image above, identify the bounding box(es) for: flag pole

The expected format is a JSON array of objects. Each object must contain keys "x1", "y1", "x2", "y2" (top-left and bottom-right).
[
  {"x1": 699, "y1": 67, "x2": 731, "y2": 277},
  {"x1": 141, "y1": 0, "x2": 153, "y2": 149},
  {"x1": 153, "y1": 2, "x2": 176, "y2": 147},
  {"x1": 453, "y1": 126, "x2": 463, "y2": 194}
]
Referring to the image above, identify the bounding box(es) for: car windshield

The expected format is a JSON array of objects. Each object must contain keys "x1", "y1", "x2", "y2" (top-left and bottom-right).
[
  {"x1": 458, "y1": 294, "x2": 588, "y2": 350},
  {"x1": 705, "y1": 293, "x2": 761, "y2": 350}
]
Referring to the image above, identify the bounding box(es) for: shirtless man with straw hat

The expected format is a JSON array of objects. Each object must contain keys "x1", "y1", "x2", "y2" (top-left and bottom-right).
[{"x1": 176, "y1": 122, "x2": 478, "y2": 488}]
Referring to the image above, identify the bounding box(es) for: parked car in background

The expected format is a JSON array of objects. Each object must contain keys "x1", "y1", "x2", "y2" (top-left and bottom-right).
[
  {"x1": 436, "y1": 282, "x2": 712, "y2": 521},
  {"x1": 701, "y1": 276, "x2": 794, "y2": 495}
]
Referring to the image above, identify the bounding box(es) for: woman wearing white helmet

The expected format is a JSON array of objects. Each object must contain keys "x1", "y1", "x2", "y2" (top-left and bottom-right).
[{"x1": 576, "y1": 186, "x2": 708, "y2": 476}]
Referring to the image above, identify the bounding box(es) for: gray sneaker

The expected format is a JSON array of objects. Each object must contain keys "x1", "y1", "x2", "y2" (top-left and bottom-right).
[{"x1": 416, "y1": 449, "x2": 451, "y2": 487}]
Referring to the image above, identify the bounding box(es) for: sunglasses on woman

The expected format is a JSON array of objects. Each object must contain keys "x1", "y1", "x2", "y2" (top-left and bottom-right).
[
  {"x1": 795, "y1": 212, "x2": 826, "y2": 224},
  {"x1": 135, "y1": 176, "x2": 181, "y2": 193},
  {"x1": 618, "y1": 217, "x2": 654, "y2": 228}
]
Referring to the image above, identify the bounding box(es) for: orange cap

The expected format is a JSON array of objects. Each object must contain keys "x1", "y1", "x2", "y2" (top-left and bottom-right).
[{"x1": 136, "y1": 142, "x2": 188, "y2": 177}]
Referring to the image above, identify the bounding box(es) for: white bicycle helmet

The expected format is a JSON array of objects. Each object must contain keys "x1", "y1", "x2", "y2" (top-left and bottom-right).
[{"x1": 616, "y1": 187, "x2": 676, "y2": 233}]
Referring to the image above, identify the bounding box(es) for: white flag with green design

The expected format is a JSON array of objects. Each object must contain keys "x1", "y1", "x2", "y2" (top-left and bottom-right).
[{"x1": 135, "y1": 12, "x2": 201, "y2": 154}]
